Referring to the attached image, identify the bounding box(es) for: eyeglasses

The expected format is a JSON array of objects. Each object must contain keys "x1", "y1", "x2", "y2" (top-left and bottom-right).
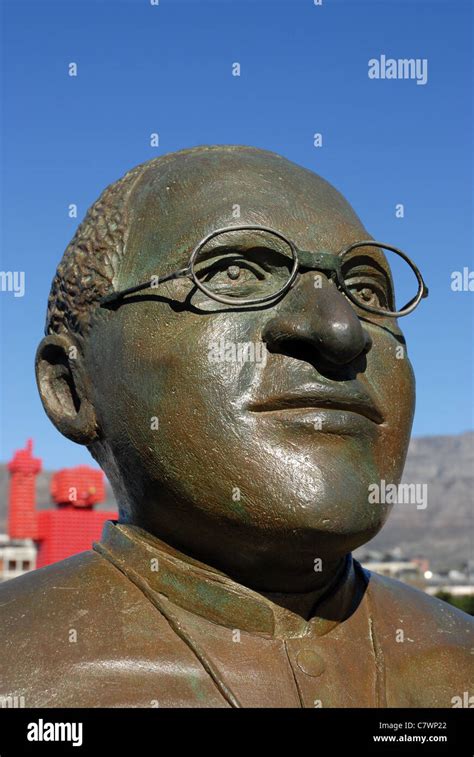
[{"x1": 100, "y1": 224, "x2": 429, "y2": 317}]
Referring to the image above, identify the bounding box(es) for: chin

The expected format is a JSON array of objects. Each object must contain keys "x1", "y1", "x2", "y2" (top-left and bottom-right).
[{"x1": 262, "y1": 509, "x2": 388, "y2": 557}]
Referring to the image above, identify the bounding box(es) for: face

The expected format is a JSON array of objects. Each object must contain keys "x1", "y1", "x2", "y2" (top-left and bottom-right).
[{"x1": 85, "y1": 149, "x2": 415, "y2": 592}]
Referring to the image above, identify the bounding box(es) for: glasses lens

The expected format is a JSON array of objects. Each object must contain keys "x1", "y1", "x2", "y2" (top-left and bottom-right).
[
  {"x1": 193, "y1": 228, "x2": 294, "y2": 303},
  {"x1": 340, "y1": 242, "x2": 421, "y2": 315}
]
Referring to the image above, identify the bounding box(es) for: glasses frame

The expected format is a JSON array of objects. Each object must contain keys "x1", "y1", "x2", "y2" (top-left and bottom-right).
[{"x1": 100, "y1": 224, "x2": 429, "y2": 317}]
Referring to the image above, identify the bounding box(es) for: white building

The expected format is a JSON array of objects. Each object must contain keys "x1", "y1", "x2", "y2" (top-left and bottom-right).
[{"x1": 0, "y1": 533, "x2": 36, "y2": 582}]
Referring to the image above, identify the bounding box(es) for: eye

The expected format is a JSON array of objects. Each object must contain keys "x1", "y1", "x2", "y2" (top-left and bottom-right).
[
  {"x1": 342, "y1": 260, "x2": 393, "y2": 313},
  {"x1": 193, "y1": 246, "x2": 292, "y2": 301},
  {"x1": 227, "y1": 265, "x2": 242, "y2": 281},
  {"x1": 201, "y1": 257, "x2": 264, "y2": 286},
  {"x1": 192, "y1": 238, "x2": 294, "y2": 303},
  {"x1": 348, "y1": 282, "x2": 388, "y2": 310},
  {"x1": 340, "y1": 250, "x2": 399, "y2": 314}
]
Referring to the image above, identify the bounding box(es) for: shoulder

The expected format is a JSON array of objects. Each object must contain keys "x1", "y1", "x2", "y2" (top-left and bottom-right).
[
  {"x1": 0, "y1": 551, "x2": 231, "y2": 707},
  {"x1": 0, "y1": 549, "x2": 127, "y2": 625},
  {"x1": 360, "y1": 566, "x2": 473, "y2": 706},
  {"x1": 0, "y1": 549, "x2": 140, "y2": 659},
  {"x1": 0, "y1": 550, "x2": 169, "y2": 706},
  {"x1": 364, "y1": 567, "x2": 473, "y2": 637}
]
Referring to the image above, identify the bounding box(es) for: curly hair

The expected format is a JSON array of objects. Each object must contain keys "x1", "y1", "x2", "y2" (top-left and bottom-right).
[
  {"x1": 45, "y1": 160, "x2": 147, "y2": 337},
  {"x1": 46, "y1": 146, "x2": 235, "y2": 337}
]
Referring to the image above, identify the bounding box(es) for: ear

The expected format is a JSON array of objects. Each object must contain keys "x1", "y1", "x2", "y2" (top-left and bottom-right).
[{"x1": 35, "y1": 333, "x2": 99, "y2": 445}]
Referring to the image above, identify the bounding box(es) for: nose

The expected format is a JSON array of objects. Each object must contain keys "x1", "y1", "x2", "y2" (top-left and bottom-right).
[{"x1": 261, "y1": 273, "x2": 372, "y2": 367}]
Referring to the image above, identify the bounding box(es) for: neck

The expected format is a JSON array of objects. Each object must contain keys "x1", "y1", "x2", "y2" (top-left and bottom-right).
[
  {"x1": 260, "y1": 556, "x2": 348, "y2": 620},
  {"x1": 122, "y1": 521, "x2": 349, "y2": 621}
]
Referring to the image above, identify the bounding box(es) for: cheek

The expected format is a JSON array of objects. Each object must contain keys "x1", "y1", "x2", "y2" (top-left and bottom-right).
[
  {"x1": 367, "y1": 328, "x2": 415, "y2": 483},
  {"x1": 90, "y1": 308, "x2": 255, "y2": 463},
  {"x1": 87, "y1": 309, "x2": 172, "y2": 447}
]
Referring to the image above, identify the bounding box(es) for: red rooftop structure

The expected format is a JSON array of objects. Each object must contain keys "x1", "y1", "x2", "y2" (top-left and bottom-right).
[{"x1": 7, "y1": 440, "x2": 117, "y2": 568}]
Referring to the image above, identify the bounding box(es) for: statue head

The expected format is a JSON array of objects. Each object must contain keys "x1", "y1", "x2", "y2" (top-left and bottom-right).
[{"x1": 36, "y1": 145, "x2": 420, "y2": 592}]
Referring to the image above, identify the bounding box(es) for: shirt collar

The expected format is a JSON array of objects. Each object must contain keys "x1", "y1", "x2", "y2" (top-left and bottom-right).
[{"x1": 94, "y1": 521, "x2": 364, "y2": 639}]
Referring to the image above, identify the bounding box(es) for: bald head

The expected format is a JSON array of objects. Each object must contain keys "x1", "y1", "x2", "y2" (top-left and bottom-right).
[{"x1": 46, "y1": 145, "x2": 367, "y2": 338}]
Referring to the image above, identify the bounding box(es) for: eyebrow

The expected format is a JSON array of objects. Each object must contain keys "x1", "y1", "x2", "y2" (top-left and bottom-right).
[
  {"x1": 200, "y1": 245, "x2": 293, "y2": 266},
  {"x1": 341, "y1": 253, "x2": 393, "y2": 277}
]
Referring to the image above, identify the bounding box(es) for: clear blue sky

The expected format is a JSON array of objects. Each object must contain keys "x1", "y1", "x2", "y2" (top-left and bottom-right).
[{"x1": 1, "y1": 0, "x2": 472, "y2": 469}]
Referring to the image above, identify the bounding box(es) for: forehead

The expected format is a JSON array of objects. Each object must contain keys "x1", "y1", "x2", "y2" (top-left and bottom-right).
[{"x1": 118, "y1": 149, "x2": 369, "y2": 287}]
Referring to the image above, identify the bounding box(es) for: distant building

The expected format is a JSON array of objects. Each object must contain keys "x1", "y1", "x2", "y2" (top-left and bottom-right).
[
  {"x1": 0, "y1": 440, "x2": 117, "y2": 582},
  {"x1": 0, "y1": 534, "x2": 36, "y2": 581},
  {"x1": 361, "y1": 555, "x2": 428, "y2": 590},
  {"x1": 360, "y1": 549, "x2": 473, "y2": 598},
  {"x1": 424, "y1": 570, "x2": 474, "y2": 598}
]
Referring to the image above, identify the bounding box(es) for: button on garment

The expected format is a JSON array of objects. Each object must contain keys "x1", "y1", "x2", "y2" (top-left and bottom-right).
[{"x1": 295, "y1": 649, "x2": 326, "y2": 677}]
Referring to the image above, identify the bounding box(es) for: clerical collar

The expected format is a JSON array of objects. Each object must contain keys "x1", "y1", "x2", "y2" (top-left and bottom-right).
[{"x1": 94, "y1": 521, "x2": 366, "y2": 640}]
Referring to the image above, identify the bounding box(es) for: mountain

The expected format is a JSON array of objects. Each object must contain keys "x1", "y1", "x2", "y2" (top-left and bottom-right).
[
  {"x1": 355, "y1": 432, "x2": 473, "y2": 571},
  {"x1": 0, "y1": 432, "x2": 472, "y2": 571}
]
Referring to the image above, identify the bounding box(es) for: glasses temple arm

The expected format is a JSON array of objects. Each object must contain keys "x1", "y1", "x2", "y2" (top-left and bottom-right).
[{"x1": 100, "y1": 267, "x2": 191, "y2": 306}]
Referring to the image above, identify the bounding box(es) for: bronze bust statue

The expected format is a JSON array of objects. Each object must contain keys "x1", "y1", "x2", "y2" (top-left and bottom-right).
[{"x1": 0, "y1": 146, "x2": 471, "y2": 707}]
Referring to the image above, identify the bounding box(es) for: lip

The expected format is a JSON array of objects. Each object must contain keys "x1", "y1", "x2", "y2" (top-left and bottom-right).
[{"x1": 247, "y1": 382, "x2": 384, "y2": 425}]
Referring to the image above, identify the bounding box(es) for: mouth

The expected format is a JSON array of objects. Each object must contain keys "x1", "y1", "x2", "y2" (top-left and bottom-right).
[{"x1": 247, "y1": 383, "x2": 384, "y2": 425}]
